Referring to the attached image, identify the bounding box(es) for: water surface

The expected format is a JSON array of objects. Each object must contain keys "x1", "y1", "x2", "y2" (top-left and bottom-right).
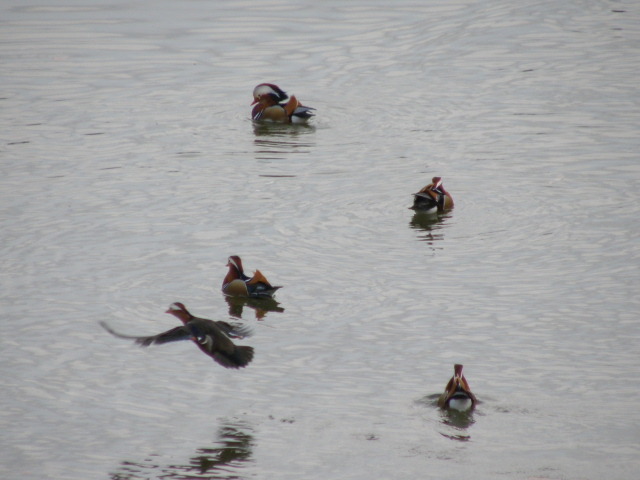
[{"x1": 2, "y1": 1, "x2": 640, "y2": 479}]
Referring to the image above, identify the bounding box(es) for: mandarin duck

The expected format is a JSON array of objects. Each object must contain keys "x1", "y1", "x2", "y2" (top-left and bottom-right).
[
  {"x1": 100, "y1": 302, "x2": 254, "y2": 369},
  {"x1": 222, "y1": 255, "x2": 282, "y2": 299},
  {"x1": 251, "y1": 83, "x2": 315, "y2": 123},
  {"x1": 410, "y1": 176, "x2": 454, "y2": 213},
  {"x1": 437, "y1": 364, "x2": 477, "y2": 411}
]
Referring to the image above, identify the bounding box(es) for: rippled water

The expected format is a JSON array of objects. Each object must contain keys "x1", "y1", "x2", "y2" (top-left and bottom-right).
[{"x1": 2, "y1": 1, "x2": 640, "y2": 479}]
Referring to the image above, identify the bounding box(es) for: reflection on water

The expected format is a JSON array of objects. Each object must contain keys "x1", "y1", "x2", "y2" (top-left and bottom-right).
[
  {"x1": 225, "y1": 295, "x2": 285, "y2": 320},
  {"x1": 253, "y1": 123, "x2": 316, "y2": 160},
  {"x1": 438, "y1": 408, "x2": 475, "y2": 439},
  {"x1": 418, "y1": 394, "x2": 475, "y2": 442},
  {"x1": 252, "y1": 122, "x2": 316, "y2": 138},
  {"x1": 408, "y1": 212, "x2": 452, "y2": 246},
  {"x1": 109, "y1": 419, "x2": 254, "y2": 480}
]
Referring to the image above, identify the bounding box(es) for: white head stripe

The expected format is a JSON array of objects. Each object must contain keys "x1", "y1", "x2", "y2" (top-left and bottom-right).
[{"x1": 254, "y1": 85, "x2": 276, "y2": 97}]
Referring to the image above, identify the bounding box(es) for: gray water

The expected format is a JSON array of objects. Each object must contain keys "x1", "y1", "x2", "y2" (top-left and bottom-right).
[{"x1": 2, "y1": 1, "x2": 640, "y2": 479}]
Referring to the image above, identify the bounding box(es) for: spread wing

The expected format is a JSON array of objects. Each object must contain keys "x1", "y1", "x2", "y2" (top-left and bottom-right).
[
  {"x1": 214, "y1": 320, "x2": 253, "y2": 339},
  {"x1": 100, "y1": 320, "x2": 254, "y2": 369},
  {"x1": 212, "y1": 346, "x2": 255, "y2": 369},
  {"x1": 99, "y1": 321, "x2": 192, "y2": 347}
]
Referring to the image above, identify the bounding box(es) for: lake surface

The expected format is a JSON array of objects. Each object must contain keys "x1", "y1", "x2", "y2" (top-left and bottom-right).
[{"x1": 1, "y1": 1, "x2": 639, "y2": 479}]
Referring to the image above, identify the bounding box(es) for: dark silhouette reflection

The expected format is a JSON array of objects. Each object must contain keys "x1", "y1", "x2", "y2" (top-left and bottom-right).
[
  {"x1": 109, "y1": 419, "x2": 254, "y2": 480},
  {"x1": 417, "y1": 394, "x2": 475, "y2": 441},
  {"x1": 225, "y1": 295, "x2": 284, "y2": 321},
  {"x1": 439, "y1": 407, "x2": 475, "y2": 432},
  {"x1": 252, "y1": 123, "x2": 316, "y2": 160},
  {"x1": 408, "y1": 212, "x2": 452, "y2": 245},
  {"x1": 253, "y1": 121, "x2": 315, "y2": 137},
  {"x1": 189, "y1": 421, "x2": 254, "y2": 475}
]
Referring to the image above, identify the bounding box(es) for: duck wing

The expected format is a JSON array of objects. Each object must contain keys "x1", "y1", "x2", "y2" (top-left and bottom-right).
[
  {"x1": 99, "y1": 321, "x2": 192, "y2": 347},
  {"x1": 212, "y1": 346, "x2": 255, "y2": 369},
  {"x1": 189, "y1": 318, "x2": 253, "y2": 339}
]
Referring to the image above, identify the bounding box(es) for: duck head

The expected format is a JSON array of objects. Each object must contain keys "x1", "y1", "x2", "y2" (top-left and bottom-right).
[
  {"x1": 165, "y1": 302, "x2": 193, "y2": 324},
  {"x1": 431, "y1": 177, "x2": 454, "y2": 207},
  {"x1": 227, "y1": 255, "x2": 243, "y2": 271},
  {"x1": 225, "y1": 255, "x2": 249, "y2": 280},
  {"x1": 252, "y1": 83, "x2": 288, "y2": 106}
]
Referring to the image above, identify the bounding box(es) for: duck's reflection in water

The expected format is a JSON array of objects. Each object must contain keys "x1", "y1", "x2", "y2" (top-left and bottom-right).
[
  {"x1": 438, "y1": 408, "x2": 475, "y2": 441},
  {"x1": 109, "y1": 419, "x2": 254, "y2": 479},
  {"x1": 253, "y1": 122, "x2": 316, "y2": 160},
  {"x1": 408, "y1": 212, "x2": 452, "y2": 246},
  {"x1": 190, "y1": 420, "x2": 254, "y2": 475},
  {"x1": 417, "y1": 394, "x2": 475, "y2": 442},
  {"x1": 225, "y1": 295, "x2": 284, "y2": 321},
  {"x1": 252, "y1": 121, "x2": 316, "y2": 137}
]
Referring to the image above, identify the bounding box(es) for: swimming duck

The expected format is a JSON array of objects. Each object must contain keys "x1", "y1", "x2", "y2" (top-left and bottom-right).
[
  {"x1": 251, "y1": 83, "x2": 315, "y2": 123},
  {"x1": 100, "y1": 302, "x2": 254, "y2": 369},
  {"x1": 222, "y1": 255, "x2": 282, "y2": 299},
  {"x1": 410, "y1": 176, "x2": 454, "y2": 213},
  {"x1": 437, "y1": 364, "x2": 477, "y2": 411}
]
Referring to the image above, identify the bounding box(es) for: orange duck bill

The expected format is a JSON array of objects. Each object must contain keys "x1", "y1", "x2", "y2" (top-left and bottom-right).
[
  {"x1": 251, "y1": 83, "x2": 315, "y2": 123},
  {"x1": 100, "y1": 302, "x2": 254, "y2": 369},
  {"x1": 437, "y1": 364, "x2": 477, "y2": 411},
  {"x1": 410, "y1": 176, "x2": 454, "y2": 213},
  {"x1": 222, "y1": 255, "x2": 282, "y2": 299}
]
